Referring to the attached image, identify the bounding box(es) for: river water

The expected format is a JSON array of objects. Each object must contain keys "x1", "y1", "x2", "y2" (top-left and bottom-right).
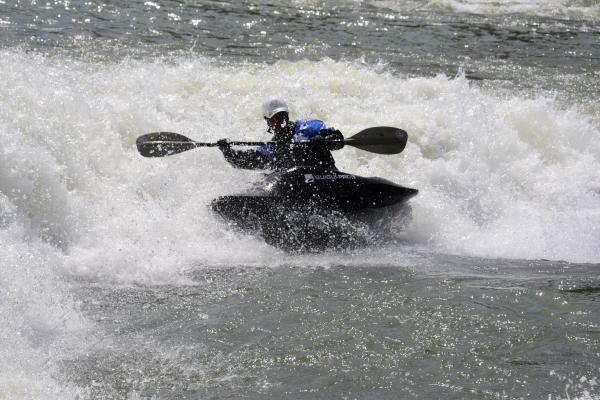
[{"x1": 1, "y1": 0, "x2": 599, "y2": 399}]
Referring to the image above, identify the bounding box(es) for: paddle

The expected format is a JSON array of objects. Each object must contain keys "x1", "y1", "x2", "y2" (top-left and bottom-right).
[
  {"x1": 136, "y1": 132, "x2": 266, "y2": 158},
  {"x1": 343, "y1": 126, "x2": 407, "y2": 155},
  {"x1": 136, "y1": 127, "x2": 407, "y2": 157}
]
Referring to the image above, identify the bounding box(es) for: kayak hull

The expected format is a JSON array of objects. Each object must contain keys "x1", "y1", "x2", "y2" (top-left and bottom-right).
[{"x1": 211, "y1": 167, "x2": 418, "y2": 251}]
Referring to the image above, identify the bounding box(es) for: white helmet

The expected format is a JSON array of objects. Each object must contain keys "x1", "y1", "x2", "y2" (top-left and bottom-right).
[{"x1": 262, "y1": 99, "x2": 289, "y2": 119}]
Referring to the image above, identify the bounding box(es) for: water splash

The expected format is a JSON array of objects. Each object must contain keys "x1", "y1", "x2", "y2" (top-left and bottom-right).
[{"x1": 1, "y1": 50, "x2": 598, "y2": 284}]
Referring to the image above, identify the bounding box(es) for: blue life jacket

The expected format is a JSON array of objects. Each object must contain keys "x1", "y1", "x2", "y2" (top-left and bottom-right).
[
  {"x1": 292, "y1": 119, "x2": 328, "y2": 140},
  {"x1": 258, "y1": 119, "x2": 328, "y2": 157}
]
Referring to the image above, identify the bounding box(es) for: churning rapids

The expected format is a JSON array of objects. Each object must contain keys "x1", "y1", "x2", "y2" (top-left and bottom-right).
[{"x1": 0, "y1": 0, "x2": 599, "y2": 398}]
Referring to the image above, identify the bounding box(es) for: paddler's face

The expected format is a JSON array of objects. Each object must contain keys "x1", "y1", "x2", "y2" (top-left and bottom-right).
[{"x1": 265, "y1": 112, "x2": 288, "y2": 132}]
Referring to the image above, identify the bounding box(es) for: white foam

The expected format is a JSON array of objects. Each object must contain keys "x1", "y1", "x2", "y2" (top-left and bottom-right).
[
  {"x1": 0, "y1": 49, "x2": 598, "y2": 395},
  {"x1": 371, "y1": 0, "x2": 600, "y2": 19},
  {"x1": 0, "y1": 49, "x2": 598, "y2": 280},
  {"x1": 0, "y1": 216, "x2": 89, "y2": 398}
]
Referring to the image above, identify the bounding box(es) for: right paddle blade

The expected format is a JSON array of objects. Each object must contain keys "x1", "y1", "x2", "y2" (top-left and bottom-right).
[
  {"x1": 136, "y1": 132, "x2": 199, "y2": 157},
  {"x1": 345, "y1": 127, "x2": 408, "y2": 155}
]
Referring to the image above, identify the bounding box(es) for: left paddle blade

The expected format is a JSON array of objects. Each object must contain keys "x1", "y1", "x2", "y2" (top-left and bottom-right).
[{"x1": 136, "y1": 132, "x2": 199, "y2": 157}]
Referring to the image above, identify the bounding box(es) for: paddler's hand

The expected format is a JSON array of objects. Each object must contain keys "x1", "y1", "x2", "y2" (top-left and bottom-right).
[
  {"x1": 216, "y1": 138, "x2": 231, "y2": 154},
  {"x1": 313, "y1": 129, "x2": 344, "y2": 151}
]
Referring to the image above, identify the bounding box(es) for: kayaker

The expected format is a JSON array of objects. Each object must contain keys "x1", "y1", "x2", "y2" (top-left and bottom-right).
[{"x1": 217, "y1": 99, "x2": 344, "y2": 170}]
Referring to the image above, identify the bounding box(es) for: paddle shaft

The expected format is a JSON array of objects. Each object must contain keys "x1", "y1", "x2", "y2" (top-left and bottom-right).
[
  {"x1": 144, "y1": 140, "x2": 268, "y2": 148},
  {"x1": 136, "y1": 127, "x2": 407, "y2": 157}
]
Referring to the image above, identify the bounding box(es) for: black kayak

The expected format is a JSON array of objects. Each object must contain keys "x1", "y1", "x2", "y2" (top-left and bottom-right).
[{"x1": 211, "y1": 166, "x2": 418, "y2": 251}]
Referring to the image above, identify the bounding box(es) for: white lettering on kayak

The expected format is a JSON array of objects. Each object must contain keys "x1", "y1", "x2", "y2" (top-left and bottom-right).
[{"x1": 304, "y1": 173, "x2": 356, "y2": 183}]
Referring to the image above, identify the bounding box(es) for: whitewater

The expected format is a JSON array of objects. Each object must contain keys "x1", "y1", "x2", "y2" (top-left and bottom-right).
[
  {"x1": 1, "y1": 0, "x2": 599, "y2": 398},
  {"x1": 2, "y1": 52, "x2": 598, "y2": 265}
]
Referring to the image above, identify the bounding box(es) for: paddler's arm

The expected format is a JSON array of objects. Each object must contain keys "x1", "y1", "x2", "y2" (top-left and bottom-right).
[{"x1": 217, "y1": 139, "x2": 271, "y2": 170}]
